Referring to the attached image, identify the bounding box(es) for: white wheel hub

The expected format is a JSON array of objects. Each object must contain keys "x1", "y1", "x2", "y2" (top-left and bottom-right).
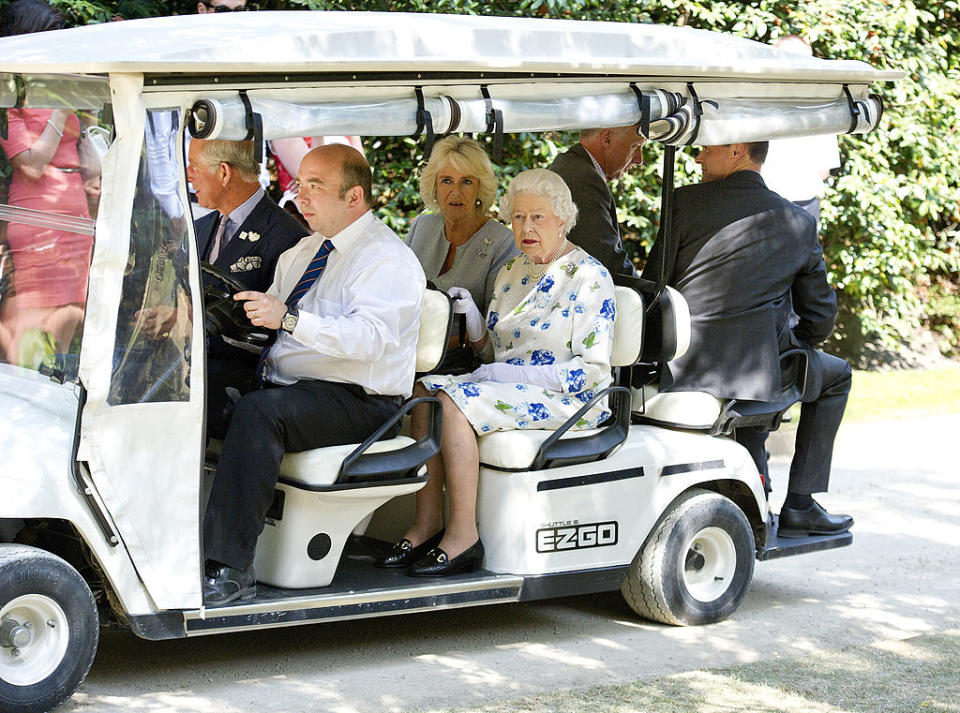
[
  {"x1": 0, "y1": 594, "x2": 70, "y2": 686},
  {"x1": 682, "y1": 526, "x2": 737, "y2": 602}
]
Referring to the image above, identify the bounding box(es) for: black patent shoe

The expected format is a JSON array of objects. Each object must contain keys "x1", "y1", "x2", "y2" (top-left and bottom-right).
[
  {"x1": 778, "y1": 501, "x2": 853, "y2": 538},
  {"x1": 203, "y1": 563, "x2": 256, "y2": 606},
  {"x1": 407, "y1": 539, "x2": 484, "y2": 577},
  {"x1": 374, "y1": 530, "x2": 445, "y2": 568}
]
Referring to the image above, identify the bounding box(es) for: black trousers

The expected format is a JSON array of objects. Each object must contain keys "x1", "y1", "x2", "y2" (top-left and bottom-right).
[
  {"x1": 206, "y1": 355, "x2": 257, "y2": 441},
  {"x1": 203, "y1": 379, "x2": 400, "y2": 570},
  {"x1": 736, "y1": 349, "x2": 852, "y2": 496}
]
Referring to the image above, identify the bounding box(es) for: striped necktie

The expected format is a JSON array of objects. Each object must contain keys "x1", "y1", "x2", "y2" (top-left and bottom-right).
[
  {"x1": 285, "y1": 239, "x2": 335, "y2": 307},
  {"x1": 255, "y1": 238, "x2": 335, "y2": 386}
]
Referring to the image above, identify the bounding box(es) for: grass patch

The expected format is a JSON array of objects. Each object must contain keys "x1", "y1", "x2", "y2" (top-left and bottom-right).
[
  {"x1": 845, "y1": 366, "x2": 960, "y2": 421},
  {"x1": 423, "y1": 631, "x2": 960, "y2": 713},
  {"x1": 783, "y1": 365, "x2": 960, "y2": 426}
]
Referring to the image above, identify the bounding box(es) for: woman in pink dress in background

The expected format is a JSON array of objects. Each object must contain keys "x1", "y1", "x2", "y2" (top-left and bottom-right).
[{"x1": 1, "y1": 0, "x2": 93, "y2": 363}]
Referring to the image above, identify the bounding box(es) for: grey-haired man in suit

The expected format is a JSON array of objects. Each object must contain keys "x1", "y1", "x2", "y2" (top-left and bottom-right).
[
  {"x1": 549, "y1": 125, "x2": 646, "y2": 276},
  {"x1": 642, "y1": 141, "x2": 853, "y2": 538},
  {"x1": 187, "y1": 138, "x2": 309, "y2": 436}
]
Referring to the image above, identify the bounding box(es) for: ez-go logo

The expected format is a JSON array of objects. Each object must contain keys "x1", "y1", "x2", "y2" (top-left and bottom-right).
[{"x1": 536, "y1": 521, "x2": 618, "y2": 553}]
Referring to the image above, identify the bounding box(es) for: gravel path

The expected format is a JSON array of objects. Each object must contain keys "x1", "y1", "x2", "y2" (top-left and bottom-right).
[{"x1": 63, "y1": 415, "x2": 960, "y2": 713}]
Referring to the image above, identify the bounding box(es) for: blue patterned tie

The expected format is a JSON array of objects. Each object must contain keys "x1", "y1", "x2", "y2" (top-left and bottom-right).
[
  {"x1": 255, "y1": 239, "x2": 335, "y2": 386},
  {"x1": 285, "y1": 239, "x2": 335, "y2": 307}
]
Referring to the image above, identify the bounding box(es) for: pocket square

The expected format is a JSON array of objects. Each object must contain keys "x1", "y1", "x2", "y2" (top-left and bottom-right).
[{"x1": 229, "y1": 256, "x2": 262, "y2": 273}]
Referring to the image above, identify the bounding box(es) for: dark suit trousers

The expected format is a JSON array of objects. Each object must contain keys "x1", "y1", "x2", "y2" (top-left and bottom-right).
[
  {"x1": 203, "y1": 379, "x2": 401, "y2": 570},
  {"x1": 736, "y1": 349, "x2": 851, "y2": 496},
  {"x1": 206, "y1": 355, "x2": 257, "y2": 441}
]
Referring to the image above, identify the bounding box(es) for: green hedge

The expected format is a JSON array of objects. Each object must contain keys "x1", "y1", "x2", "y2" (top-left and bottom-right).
[{"x1": 7, "y1": 0, "x2": 959, "y2": 355}]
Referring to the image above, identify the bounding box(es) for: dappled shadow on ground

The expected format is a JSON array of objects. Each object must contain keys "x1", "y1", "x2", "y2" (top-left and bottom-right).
[{"x1": 64, "y1": 418, "x2": 960, "y2": 713}]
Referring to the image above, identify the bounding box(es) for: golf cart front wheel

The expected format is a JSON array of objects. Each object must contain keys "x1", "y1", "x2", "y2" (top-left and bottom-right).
[
  {"x1": 0, "y1": 544, "x2": 99, "y2": 713},
  {"x1": 621, "y1": 488, "x2": 755, "y2": 626}
]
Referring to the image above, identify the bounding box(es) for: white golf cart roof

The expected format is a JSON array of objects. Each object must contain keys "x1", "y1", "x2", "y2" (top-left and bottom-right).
[
  {"x1": 2, "y1": 12, "x2": 902, "y2": 146},
  {"x1": 0, "y1": 11, "x2": 901, "y2": 82}
]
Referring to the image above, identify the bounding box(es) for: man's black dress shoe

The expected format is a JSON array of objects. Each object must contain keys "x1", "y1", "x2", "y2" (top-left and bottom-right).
[
  {"x1": 203, "y1": 563, "x2": 256, "y2": 606},
  {"x1": 407, "y1": 539, "x2": 484, "y2": 577},
  {"x1": 778, "y1": 501, "x2": 853, "y2": 539},
  {"x1": 374, "y1": 530, "x2": 444, "y2": 568}
]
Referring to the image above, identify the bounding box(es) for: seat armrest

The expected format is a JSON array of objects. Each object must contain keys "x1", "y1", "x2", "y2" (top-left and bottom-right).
[
  {"x1": 780, "y1": 348, "x2": 810, "y2": 401},
  {"x1": 531, "y1": 386, "x2": 631, "y2": 470},
  {"x1": 710, "y1": 348, "x2": 811, "y2": 436},
  {"x1": 337, "y1": 396, "x2": 442, "y2": 484}
]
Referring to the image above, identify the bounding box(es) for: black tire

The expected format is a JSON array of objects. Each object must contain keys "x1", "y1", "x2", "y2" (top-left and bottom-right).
[
  {"x1": 0, "y1": 544, "x2": 99, "y2": 713},
  {"x1": 621, "y1": 488, "x2": 755, "y2": 626}
]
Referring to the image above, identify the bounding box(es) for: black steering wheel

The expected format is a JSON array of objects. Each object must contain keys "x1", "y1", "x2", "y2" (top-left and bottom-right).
[{"x1": 201, "y1": 261, "x2": 275, "y2": 349}]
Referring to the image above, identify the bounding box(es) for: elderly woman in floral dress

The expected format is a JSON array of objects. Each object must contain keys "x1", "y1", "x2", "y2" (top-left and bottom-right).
[{"x1": 376, "y1": 168, "x2": 616, "y2": 576}]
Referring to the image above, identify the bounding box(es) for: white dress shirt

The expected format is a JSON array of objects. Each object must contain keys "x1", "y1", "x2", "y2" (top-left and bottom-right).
[{"x1": 263, "y1": 211, "x2": 426, "y2": 397}]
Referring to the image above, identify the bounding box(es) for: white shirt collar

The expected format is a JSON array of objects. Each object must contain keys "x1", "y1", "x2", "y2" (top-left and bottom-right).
[
  {"x1": 326, "y1": 209, "x2": 375, "y2": 255},
  {"x1": 225, "y1": 187, "x2": 265, "y2": 231},
  {"x1": 581, "y1": 145, "x2": 607, "y2": 181}
]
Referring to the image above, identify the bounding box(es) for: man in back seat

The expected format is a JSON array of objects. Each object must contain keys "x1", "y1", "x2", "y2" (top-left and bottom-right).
[
  {"x1": 549, "y1": 125, "x2": 645, "y2": 277},
  {"x1": 642, "y1": 141, "x2": 853, "y2": 539},
  {"x1": 202, "y1": 144, "x2": 426, "y2": 605}
]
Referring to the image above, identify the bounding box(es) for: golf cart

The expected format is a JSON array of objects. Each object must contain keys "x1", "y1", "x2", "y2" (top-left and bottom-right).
[{"x1": 0, "y1": 12, "x2": 901, "y2": 713}]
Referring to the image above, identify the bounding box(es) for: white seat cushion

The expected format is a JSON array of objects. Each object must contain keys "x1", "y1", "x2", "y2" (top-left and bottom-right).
[
  {"x1": 632, "y1": 384, "x2": 723, "y2": 430},
  {"x1": 611, "y1": 286, "x2": 644, "y2": 367},
  {"x1": 416, "y1": 290, "x2": 451, "y2": 373},
  {"x1": 478, "y1": 428, "x2": 602, "y2": 470},
  {"x1": 279, "y1": 436, "x2": 416, "y2": 487},
  {"x1": 662, "y1": 286, "x2": 691, "y2": 361}
]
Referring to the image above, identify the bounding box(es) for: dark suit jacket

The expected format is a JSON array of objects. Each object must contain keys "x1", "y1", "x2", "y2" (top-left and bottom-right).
[
  {"x1": 642, "y1": 170, "x2": 837, "y2": 401},
  {"x1": 549, "y1": 144, "x2": 637, "y2": 277},
  {"x1": 197, "y1": 193, "x2": 309, "y2": 362}
]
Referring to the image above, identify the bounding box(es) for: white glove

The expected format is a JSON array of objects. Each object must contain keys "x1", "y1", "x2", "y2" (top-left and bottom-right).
[
  {"x1": 447, "y1": 286, "x2": 486, "y2": 342},
  {"x1": 470, "y1": 362, "x2": 562, "y2": 391}
]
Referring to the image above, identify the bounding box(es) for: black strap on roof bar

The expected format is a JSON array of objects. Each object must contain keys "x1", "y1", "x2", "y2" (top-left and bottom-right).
[
  {"x1": 445, "y1": 96, "x2": 462, "y2": 135},
  {"x1": 238, "y1": 90, "x2": 263, "y2": 165},
  {"x1": 630, "y1": 82, "x2": 650, "y2": 139},
  {"x1": 842, "y1": 84, "x2": 861, "y2": 134},
  {"x1": 481, "y1": 86, "x2": 504, "y2": 162},
  {"x1": 682, "y1": 83, "x2": 718, "y2": 146},
  {"x1": 685, "y1": 83, "x2": 704, "y2": 146},
  {"x1": 413, "y1": 86, "x2": 435, "y2": 160}
]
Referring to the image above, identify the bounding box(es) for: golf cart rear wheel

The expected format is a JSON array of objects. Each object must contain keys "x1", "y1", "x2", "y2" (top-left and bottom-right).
[
  {"x1": 621, "y1": 488, "x2": 755, "y2": 626},
  {"x1": 0, "y1": 544, "x2": 99, "y2": 713}
]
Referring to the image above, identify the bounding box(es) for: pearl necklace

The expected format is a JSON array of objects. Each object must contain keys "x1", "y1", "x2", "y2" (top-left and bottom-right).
[{"x1": 528, "y1": 238, "x2": 568, "y2": 280}]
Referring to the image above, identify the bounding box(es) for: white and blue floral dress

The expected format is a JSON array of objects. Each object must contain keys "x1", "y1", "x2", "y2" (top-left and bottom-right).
[{"x1": 419, "y1": 247, "x2": 616, "y2": 435}]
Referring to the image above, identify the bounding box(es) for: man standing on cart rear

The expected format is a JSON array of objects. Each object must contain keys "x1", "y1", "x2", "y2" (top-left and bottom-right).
[{"x1": 643, "y1": 141, "x2": 853, "y2": 538}]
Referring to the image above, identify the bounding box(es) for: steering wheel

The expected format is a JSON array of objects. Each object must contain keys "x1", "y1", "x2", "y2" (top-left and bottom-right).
[{"x1": 201, "y1": 262, "x2": 275, "y2": 349}]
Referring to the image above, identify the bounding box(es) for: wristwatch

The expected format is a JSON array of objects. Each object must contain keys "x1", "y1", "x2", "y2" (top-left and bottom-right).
[{"x1": 280, "y1": 307, "x2": 299, "y2": 334}]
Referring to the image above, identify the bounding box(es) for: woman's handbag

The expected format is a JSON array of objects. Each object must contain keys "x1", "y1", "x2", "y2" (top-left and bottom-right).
[{"x1": 435, "y1": 314, "x2": 480, "y2": 375}]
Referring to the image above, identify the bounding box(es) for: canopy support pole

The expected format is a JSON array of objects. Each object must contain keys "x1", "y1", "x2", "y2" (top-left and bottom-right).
[{"x1": 650, "y1": 143, "x2": 676, "y2": 312}]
